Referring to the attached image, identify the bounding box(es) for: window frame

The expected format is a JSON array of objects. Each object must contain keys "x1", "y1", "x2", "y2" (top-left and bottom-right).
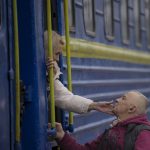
[
  {"x1": 82, "y1": 0, "x2": 96, "y2": 37},
  {"x1": 104, "y1": 0, "x2": 114, "y2": 41},
  {"x1": 68, "y1": 0, "x2": 76, "y2": 32},
  {"x1": 145, "y1": 0, "x2": 150, "y2": 48},
  {"x1": 121, "y1": 0, "x2": 129, "y2": 45},
  {"x1": 134, "y1": 0, "x2": 141, "y2": 47}
]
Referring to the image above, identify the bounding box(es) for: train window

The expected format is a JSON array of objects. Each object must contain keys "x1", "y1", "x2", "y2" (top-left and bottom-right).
[
  {"x1": 121, "y1": 0, "x2": 129, "y2": 44},
  {"x1": 83, "y1": 0, "x2": 95, "y2": 36},
  {"x1": 68, "y1": 0, "x2": 75, "y2": 31},
  {"x1": 134, "y1": 0, "x2": 141, "y2": 47},
  {"x1": 145, "y1": 0, "x2": 150, "y2": 48},
  {"x1": 104, "y1": 0, "x2": 114, "y2": 40},
  {"x1": 43, "y1": 0, "x2": 58, "y2": 31}
]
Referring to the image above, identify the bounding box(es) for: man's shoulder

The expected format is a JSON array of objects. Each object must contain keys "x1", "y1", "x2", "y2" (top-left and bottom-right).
[
  {"x1": 128, "y1": 123, "x2": 150, "y2": 143},
  {"x1": 135, "y1": 128, "x2": 150, "y2": 149},
  {"x1": 124, "y1": 123, "x2": 150, "y2": 150}
]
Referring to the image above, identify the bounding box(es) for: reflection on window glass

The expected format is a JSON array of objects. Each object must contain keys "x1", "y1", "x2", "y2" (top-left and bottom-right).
[
  {"x1": 83, "y1": 0, "x2": 95, "y2": 35},
  {"x1": 121, "y1": 0, "x2": 129, "y2": 44},
  {"x1": 68, "y1": 0, "x2": 75, "y2": 30},
  {"x1": 104, "y1": 0, "x2": 114, "y2": 40},
  {"x1": 145, "y1": 0, "x2": 150, "y2": 48},
  {"x1": 134, "y1": 0, "x2": 141, "y2": 46}
]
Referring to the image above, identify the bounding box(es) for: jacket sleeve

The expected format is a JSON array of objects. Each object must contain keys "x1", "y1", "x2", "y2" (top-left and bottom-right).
[
  {"x1": 58, "y1": 133, "x2": 101, "y2": 150},
  {"x1": 135, "y1": 130, "x2": 150, "y2": 150},
  {"x1": 54, "y1": 79, "x2": 93, "y2": 114}
]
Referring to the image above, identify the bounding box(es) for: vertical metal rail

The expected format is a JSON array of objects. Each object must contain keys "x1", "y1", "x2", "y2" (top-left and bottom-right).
[
  {"x1": 12, "y1": 0, "x2": 21, "y2": 148},
  {"x1": 47, "y1": 0, "x2": 56, "y2": 129},
  {"x1": 57, "y1": 0, "x2": 66, "y2": 128},
  {"x1": 64, "y1": 0, "x2": 73, "y2": 130}
]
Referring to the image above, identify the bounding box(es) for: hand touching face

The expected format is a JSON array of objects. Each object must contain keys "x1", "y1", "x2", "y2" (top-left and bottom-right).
[{"x1": 89, "y1": 101, "x2": 114, "y2": 115}]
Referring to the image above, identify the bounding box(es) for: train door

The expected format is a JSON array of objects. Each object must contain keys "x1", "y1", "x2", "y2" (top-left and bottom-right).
[{"x1": 0, "y1": 0, "x2": 12, "y2": 150}]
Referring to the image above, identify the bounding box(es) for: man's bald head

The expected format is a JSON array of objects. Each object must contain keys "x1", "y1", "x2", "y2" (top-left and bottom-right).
[
  {"x1": 113, "y1": 90, "x2": 149, "y2": 121},
  {"x1": 128, "y1": 90, "x2": 149, "y2": 114}
]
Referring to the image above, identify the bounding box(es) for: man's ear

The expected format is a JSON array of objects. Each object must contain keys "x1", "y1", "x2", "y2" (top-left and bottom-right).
[{"x1": 128, "y1": 104, "x2": 136, "y2": 113}]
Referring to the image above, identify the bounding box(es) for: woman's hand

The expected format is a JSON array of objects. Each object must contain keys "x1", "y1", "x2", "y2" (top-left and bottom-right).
[
  {"x1": 46, "y1": 57, "x2": 56, "y2": 75},
  {"x1": 88, "y1": 101, "x2": 114, "y2": 115}
]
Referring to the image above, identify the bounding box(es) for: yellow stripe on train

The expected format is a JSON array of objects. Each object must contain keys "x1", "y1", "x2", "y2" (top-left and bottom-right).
[{"x1": 62, "y1": 37, "x2": 150, "y2": 65}]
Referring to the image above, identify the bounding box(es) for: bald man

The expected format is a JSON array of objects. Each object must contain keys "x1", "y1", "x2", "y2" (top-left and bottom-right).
[
  {"x1": 52, "y1": 91, "x2": 150, "y2": 150},
  {"x1": 44, "y1": 30, "x2": 113, "y2": 114},
  {"x1": 113, "y1": 91, "x2": 149, "y2": 121}
]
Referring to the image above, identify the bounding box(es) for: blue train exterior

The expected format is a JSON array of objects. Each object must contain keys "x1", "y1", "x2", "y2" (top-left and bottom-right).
[{"x1": 1, "y1": 0, "x2": 150, "y2": 150}]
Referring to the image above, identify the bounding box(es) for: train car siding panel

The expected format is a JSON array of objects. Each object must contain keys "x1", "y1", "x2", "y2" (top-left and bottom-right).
[
  {"x1": 1, "y1": 0, "x2": 150, "y2": 149},
  {"x1": 61, "y1": 0, "x2": 150, "y2": 145},
  {"x1": 62, "y1": 56, "x2": 150, "y2": 144}
]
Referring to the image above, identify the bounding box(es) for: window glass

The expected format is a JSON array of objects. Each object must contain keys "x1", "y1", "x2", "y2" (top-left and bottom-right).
[
  {"x1": 145, "y1": 0, "x2": 150, "y2": 48},
  {"x1": 83, "y1": 0, "x2": 95, "y2": 36},
  {"x1": 121, "y1": 0, "x2": 129, "y2": 44},
  {"x1": 68, "y1": 0, "x2": 75, "y2": 30},
  {"x1": 43, "y1": 0, "x2": 58, "y2": 30},
  {"x1": 104, "y1": 0, "x2": 114, "y2": 40},
  {"x1": 134, "y1": 0, "x2": 141, "y2": 46}
]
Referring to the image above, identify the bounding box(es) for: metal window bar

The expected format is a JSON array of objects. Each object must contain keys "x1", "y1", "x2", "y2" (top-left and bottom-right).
[
  {"x1": 12, "y1": 0, "x2": 21, "y2": 148},
  {"x1": 47, "y1": 0, "x2": 56, "y2": 129},
  {"x1": 64, "y1": 0, "x2": 74, "y2": 131}
]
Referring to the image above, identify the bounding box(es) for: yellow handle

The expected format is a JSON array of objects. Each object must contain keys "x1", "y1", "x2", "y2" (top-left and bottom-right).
[
  {"x1": 47, "y1": 0, "x2": 56, "y2": 128},
  {"x1": 13, "y1": 0, "x2": 21, "y2": 142},
  {"x1": 64, "y1": 0, "x2": 73, "y2": 124}
]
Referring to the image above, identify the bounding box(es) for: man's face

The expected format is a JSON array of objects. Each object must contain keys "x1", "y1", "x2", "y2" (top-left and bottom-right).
[
  {"x1": 113, "y1": 92, "x2": 133, "y2": 116},
  {"x1": 53, "y1": 48, "x2": 62, "y2": 61},
  {"x1": 53, "y1": 39, "x2": 64, "y2": 61}
]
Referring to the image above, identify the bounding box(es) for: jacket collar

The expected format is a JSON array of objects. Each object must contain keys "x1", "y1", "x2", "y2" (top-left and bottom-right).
[{"x1": 115, "y1": 114, "x2": 150, "y2": 127}]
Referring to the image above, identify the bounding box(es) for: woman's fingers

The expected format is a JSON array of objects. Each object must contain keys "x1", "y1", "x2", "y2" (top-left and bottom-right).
[{"x1": 46, "y1": 58, "x2": 55, "y2": 70}]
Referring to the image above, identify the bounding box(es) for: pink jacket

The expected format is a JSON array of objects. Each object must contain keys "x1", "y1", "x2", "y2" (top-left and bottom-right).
[{"x1": 58, "y1": 115, "x2": 150, "y2": 150}]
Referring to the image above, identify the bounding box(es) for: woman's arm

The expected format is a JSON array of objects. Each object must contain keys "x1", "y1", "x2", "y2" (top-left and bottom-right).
[
  {"x1": 54, "y1": 79, "x2": 93, "y2": 113},
  {"x1": 47, "y1": 60, "x2": 113, "y2": 114},
  {"x1": 54, "y1": 79, "x2": 113, "y2": 114}
]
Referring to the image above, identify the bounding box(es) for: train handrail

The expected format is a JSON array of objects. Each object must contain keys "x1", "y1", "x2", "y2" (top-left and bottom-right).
[
  {"x1": 64, "y1": 0, "x2": 74, "y2": 132},
  {"x1": 46, "y1": 0, "x2": 56, "y2": 132},
  {"x1": 13, "y1": 0, "x2": 21, "y2": 148}
]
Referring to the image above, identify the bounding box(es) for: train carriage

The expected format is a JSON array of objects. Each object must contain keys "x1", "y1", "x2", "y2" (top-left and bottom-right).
[{"x1": 0, "y1": 0, "x2": 150, "y2": 150}]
